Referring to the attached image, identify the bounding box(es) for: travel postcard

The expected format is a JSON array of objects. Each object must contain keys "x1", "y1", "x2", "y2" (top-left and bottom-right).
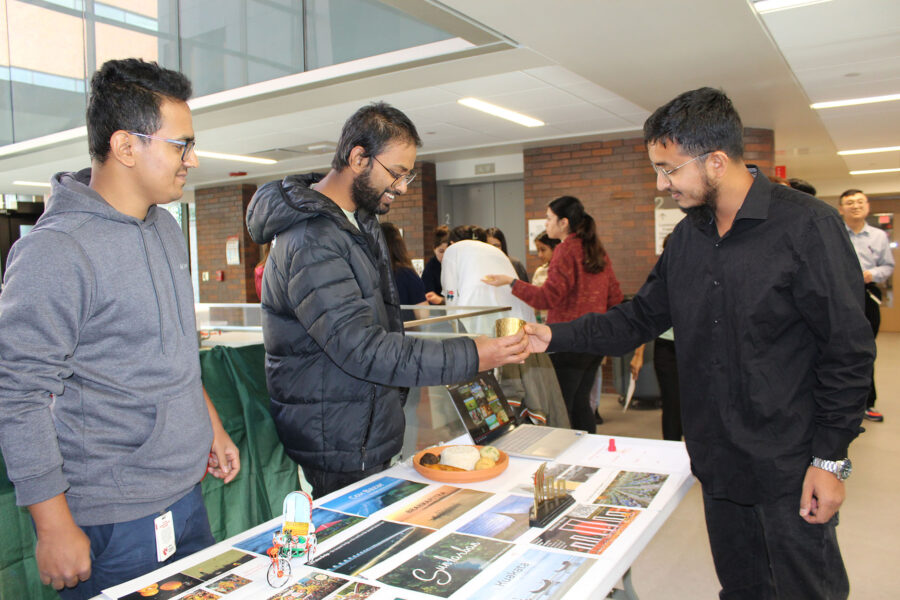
[
  {"x1": 308, "y1": 520, "x2": 433, "y2": 576},
  {"x1": 233, "y1": 508, "x2": 364, "y2": 556},
  {"x1": 332, "y1": 581, "x2": 381, "y2": 598},
  {"x1": 377, "y1": 532, "x2": 512, "y2": 598},
  {"x1": 592, "y1": 470, "x2": 670, "y2": 509},
  {"x1": 181, "y1": 549, "x2": 256, "y2": 582},
  {"x1": 119, "y1": 573, "x2": 204, "y2": 600},
  {"x1": 264, "y1": 571, "x2": 348, "y2": 600},
  {"x1": 455, "y1": 494, "x2": 534, "y2": 541},
  {"x1": 204, "y1": 573, "x2": 251, "y2": 595},
  {"x1": 470, "y1": 547, "x2": 596, "y2": 600},
  {"x1": 179, "y1": 591, "x2": 220, "y2": 600},
  {"x1": 532, "y1": 504, "x2": 639, "y2": 555},
  {"x1": 513, "y1": 463, "x2": 600, "y2": 494},
  {"x1": 322, "y1": 477, "x2": 428, "y2": 517},
  {"x1": 386, "y1": 485, "x2": 492, "y2": 529}
]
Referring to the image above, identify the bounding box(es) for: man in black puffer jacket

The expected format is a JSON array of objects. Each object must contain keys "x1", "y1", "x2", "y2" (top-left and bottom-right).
[{"x1": 246, "y1": 103, "x2": 528, "y2": 497}]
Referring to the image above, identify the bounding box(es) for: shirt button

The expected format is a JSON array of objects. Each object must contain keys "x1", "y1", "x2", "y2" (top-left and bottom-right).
[
  {"x1": 713, "y1": 280, "x2": 720, "y2": 286},
  {"x1": 713, "y1": 319, "x2": 719, "y2": 325}
]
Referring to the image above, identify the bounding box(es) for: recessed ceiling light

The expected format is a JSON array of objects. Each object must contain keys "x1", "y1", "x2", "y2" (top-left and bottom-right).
[
  {"x1": 811, "y1": 93, "x2": 900, "y2": 109},
  {"x1": 195, "y1": 150, "x2": 277, "y2": 165},
  {"x1": 753, "y1": 0, "x2": 833, "y2": 14},
  {"x1": 849, "y1": 168, "x2": 900, "y2": 175},
  {"x1": 13, "y1": 180, "x2": 51, "y2": 188},
  {"x1": 458, "y1": 98, "x2": 544, "y2": 127},
  {"x1": 838, "y1": 146, "x2": 900, "y2": 156}
]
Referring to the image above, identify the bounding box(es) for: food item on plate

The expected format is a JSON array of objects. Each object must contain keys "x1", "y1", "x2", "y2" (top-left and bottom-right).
[
  {"x1": 424, "y1": 463, "x2": 466, "y2": 472},
  {"x1": 420, "y1": 452, "x2": 440, "y2": 466},
  {"x1": 479, "y1": 446, "x2": 500, "y2": 462},
  {"x1": 440, "y1": 445, "x2": 481, "y2": 470},
  {"x1": 474, "y1": 457, "x2": 496, "y2": 470}
]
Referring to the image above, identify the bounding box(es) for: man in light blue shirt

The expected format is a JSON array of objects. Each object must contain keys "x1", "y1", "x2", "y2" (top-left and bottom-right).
[{"x1": 839, "y1": 189, "x2": 895, "y2": 422}]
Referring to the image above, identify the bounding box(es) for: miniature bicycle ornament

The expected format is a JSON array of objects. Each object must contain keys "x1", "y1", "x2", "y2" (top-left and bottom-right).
[{"x1": 266, "y1": 490, "x2": 317, "y2": 587}]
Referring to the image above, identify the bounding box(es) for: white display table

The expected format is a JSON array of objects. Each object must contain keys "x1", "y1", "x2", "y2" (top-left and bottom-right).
[{"x1": 101, "y1": 433, "x2": 694, "y2": 600}]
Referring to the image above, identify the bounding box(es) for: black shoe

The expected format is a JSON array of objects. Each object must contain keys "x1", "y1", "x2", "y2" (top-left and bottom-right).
[
  {"x1": 595, "y1": 413, "x2": 604, "y2": 425},
  {"x1": 864, "y1": 408, "x2": 884, "y2": 422}
]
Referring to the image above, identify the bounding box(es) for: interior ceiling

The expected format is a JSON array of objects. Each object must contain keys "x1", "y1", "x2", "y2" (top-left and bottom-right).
[{"x1": 1, "y1": 0, "x2": 898, "y2": 199}]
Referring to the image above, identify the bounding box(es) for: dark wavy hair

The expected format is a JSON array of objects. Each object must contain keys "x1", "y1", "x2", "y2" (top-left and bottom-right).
[
  {"x1": 449, "y1": 225, "x2": 487, "y2": 244},
  {"x1": 485, "y1": 227, "x2": 511, "y2": 256},
  {"x1": 643, "y1": 87, "x2": 743, "y2": 160},
  {"x1": 332, "y1": 102, "x2": 421, "y2": 171},
  {"x1": 433, "y1": 224, "x2": 450, "y2": 249},
  {"x1": 380, "y1": 222, "x2": 414, "y2": 270},
  {"x1": 87, "y1": 59, "x2": 192, "y2": 163},
  {"x1": 548, "y1": 195, "x2": 607, "y2": 273}
]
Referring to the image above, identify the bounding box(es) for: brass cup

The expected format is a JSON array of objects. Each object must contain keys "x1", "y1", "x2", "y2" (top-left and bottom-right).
[{"x1": 494, "y1": 317, "x2": 526, "y2": 338}]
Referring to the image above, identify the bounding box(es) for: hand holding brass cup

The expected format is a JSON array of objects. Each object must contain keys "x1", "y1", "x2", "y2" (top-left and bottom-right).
[{"x1": 494, "y1": 317, "x2": 526, "y2": 338}]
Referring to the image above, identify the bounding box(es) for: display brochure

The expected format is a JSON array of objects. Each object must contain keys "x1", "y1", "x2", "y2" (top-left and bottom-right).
[
  {"x1": 513, "y1": 463, "x2": 599, "y2": 495},
  {"x1": 322, "y1": 477, "x2": 428, "y2": 517},
  {"x1": 178, "y1": 591, "x2": 220, "y2": 600},
  {"x1": 118, "y1": 573, "x2": 204, "y2": 600},
  {"x1": 308, "y1": 520, "x2": 433, "y2": 576},
  {"x1": 204, "y1": 573, "x2": 252, "y2": 595},
  {"x1": 233, "y1": 508, "x2": 364, "y2": 556},
  {"x1": 331, "y1": 581, "x2": 381, "y2": 598},
  {"x1": 470, "y1": 547, "x2": 596, "y2": 600},
  {"x1": 180, "y1": 549, "x2": 256, "y2": 582},
  {"x1": 264, "y1": 570, "x2": 348, "y2": 600},
  {"x1": 592, "y1": 471, "x2": 670, "y2": 508},
  {"x1": 531, "y1": 504, "x2": 639, "y2": 555},
  {"x1": 386, "y1": 485, "x2": 493, "y2": 529},
  {"x1": 455, "y1": 494, "x2": 534, "y2": 541},
  {"x1": 377, "y1": 532, "x2": 512, "y2": 598}
]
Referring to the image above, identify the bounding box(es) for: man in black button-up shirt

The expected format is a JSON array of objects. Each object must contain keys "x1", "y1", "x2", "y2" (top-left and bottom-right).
[{"x1": 523, "y1": 88, "x2": 873, "y2": 599}]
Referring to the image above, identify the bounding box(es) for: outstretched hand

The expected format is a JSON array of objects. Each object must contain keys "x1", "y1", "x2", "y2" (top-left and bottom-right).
[
  {"x1": 523, "y1": 322, "x2": 552, "y2": 353},
  {"x1": 482, "y1": 274, "x2": 514, "y2": 287},
  {"x1": 475, "y1": 330, "x2": 530, "y2": 370}
]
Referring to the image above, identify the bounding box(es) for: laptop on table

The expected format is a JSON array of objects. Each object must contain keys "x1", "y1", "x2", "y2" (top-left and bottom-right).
[{"x1": 446, "y1": 372, "x2": 585, "y2": 460}]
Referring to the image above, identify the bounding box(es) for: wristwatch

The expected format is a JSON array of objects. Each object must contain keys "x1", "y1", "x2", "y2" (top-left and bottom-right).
[{"x1": 810, "y1": 457, "x2": 852, "y2": 481}]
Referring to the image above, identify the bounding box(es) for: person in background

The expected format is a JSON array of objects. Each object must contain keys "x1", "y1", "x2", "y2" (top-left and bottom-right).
[
  {"x1": 531, "y1": 230, "x2": 560, "y2": 324},
  {"x1": 422, "y1": 224, "x2": 449, "y2": 305},
  {"x1": 255, "y1": 242, "x2": 270, "y2": 300},
  {"x1": 0, "y1": 58, "x2": 240, "y2": 599},
  {"x1": 789, "y1": 178, "x2": 817, "y2": 196},
  {"x1": 628, "y1": 234, "x2": 681, "y2": 441},
  {"x1": 484, "y1": 195, "x2": 623, "y2": 432},
  {"x1": 486, "y1": 226, "x2": 529, "y2": 283},
  {"x1": 838, "y1": 188, "x2": 894, "y2": 423},
  {"x1": 381, "y1": 222, "x2": 429, "y2": 322}
]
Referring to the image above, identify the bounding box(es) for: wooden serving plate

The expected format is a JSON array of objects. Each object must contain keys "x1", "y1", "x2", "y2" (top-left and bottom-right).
[{"x1": 412, "y1": 445, "x2": 509, "y2": 483}]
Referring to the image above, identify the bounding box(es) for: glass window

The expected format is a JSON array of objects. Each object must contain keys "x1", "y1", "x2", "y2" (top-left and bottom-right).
[
  {"x1": 178, "y1": 0, "x2": 304, "y2": 97},
  {"x1": 6, "y1": 1, "x2": 87, "y2": 141},
  {"x1": 305, "y1": 0, "x2": 453, "y2": 70}
]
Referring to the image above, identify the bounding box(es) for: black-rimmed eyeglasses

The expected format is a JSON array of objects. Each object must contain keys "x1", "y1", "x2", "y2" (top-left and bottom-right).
[
  {"x1": 129, "y1": 132, "x2": 196, "y2": 161},
  {"x1": 652, "y1": 152, "x2": 710, "y2": 185},
  {"x1": 371, "y1": 155, "x2": 417, "y2": 186}
]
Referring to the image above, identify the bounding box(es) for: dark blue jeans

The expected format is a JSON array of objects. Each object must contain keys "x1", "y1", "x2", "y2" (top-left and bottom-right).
[
  {"x1": 58, "y1": 484, "x2": 215, "y2": 600},
  {"x1": 703, "y1": 489, "x2": 848, "y2": 600}
]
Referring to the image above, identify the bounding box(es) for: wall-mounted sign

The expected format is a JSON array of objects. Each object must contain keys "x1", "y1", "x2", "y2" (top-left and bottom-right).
[
  {"x1": 654, "y1": 196, "x2": 685, "y2": 255},
  {"x1": 225, "y1": 235, "x2": 240, "y2": 266}
]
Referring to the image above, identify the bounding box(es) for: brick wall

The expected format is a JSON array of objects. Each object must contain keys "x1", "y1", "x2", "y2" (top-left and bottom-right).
[
  {"x1": 523, "y1": 128, "x2": 775, "y2": 295},
  {"x1": 383, "y1": 161, "x2": 438, "y2": 260},
  {"x1": 195, "y1": 183, "x2": 259, "y2": 303}
]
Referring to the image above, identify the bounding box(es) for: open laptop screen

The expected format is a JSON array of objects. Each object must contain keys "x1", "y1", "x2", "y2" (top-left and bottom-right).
[{"x1": 446, "y1": 371, "x2": 517, "y2": 446}]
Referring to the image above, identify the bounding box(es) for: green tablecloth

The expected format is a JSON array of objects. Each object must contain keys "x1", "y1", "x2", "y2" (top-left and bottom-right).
[{"x1": 0, "y1": 343, "x2": 296, "y2": 599}]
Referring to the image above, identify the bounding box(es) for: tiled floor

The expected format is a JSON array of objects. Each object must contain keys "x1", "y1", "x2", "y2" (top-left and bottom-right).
[{"x1": 621, "y1": 332, "x2": 900, "y2": 599}]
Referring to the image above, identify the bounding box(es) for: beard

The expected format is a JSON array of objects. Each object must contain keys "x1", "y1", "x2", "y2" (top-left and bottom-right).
[
  {"x1": 680, "y1": 172, "x2": 718, "y2": 228},
  {"x1": 352, "y1": 168, "x2": 391, "y2": 215}
]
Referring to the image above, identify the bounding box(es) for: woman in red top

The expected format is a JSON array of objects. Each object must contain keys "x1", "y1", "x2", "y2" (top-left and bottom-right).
[{"x1": 484, "y1": 195, "x2": 623, "y2": 432}]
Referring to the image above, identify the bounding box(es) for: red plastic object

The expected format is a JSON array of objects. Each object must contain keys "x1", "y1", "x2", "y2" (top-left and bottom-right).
[{"x1": 607, "y1": 438, "x2": 616, "y2": 452}]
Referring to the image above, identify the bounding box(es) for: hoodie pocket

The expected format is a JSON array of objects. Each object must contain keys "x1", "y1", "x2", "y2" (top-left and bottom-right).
[{"x1": 111, "y1": 391, "x2": 212, "y2": 500}]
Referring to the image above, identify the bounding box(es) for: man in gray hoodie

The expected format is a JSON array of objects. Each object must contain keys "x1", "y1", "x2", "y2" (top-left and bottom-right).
[{"x1": 0, "y1": 59, "x2": 239, "y2": 598}]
